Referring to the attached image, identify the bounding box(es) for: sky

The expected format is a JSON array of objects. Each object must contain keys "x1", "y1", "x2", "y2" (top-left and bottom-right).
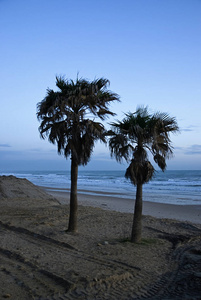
[{"x1": 0, "y1": 0, "x2": 201, "y2": 171}]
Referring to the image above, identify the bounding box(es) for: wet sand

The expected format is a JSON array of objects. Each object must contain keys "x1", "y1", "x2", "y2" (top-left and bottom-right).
[{"x1": 46, "y1": 187, "x2": 201, "y2": 224}]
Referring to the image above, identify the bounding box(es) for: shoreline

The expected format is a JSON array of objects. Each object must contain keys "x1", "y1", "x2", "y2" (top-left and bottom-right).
[{"x1": 43, "y1": 186, "x2": 201, "y2": 225}]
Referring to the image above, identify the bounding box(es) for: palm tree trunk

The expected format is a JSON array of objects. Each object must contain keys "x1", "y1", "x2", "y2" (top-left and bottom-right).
[
  {"x1": 131, "y1": 183, "x2": 143, "y2": 243},
  {"x1": 67, "y1": 157, "x2": 78, "y2": 233}
]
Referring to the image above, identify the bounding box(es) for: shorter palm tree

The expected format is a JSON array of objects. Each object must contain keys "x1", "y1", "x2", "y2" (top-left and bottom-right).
[{"x1": 109, "y1": 107, "x2": 179, "y2": 243}]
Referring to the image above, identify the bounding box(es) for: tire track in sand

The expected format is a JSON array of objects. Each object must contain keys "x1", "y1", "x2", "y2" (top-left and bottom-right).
[
  {"x1": 1, "y1": 221, "x2": 201, "y2": 299},
  {"x1": 0, "y1": 221, "x2": 141, "y2": 299}
]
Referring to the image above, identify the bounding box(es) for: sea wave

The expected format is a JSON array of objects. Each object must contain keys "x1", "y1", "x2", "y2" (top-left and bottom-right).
[{"x1": 1, "y1": 170, "x2": 201, "y2": 205}]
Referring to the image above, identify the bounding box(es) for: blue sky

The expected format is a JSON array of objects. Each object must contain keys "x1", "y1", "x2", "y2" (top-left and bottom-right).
[{"x1": 0, "y1": 0, "x2": 201, "y2": 171}]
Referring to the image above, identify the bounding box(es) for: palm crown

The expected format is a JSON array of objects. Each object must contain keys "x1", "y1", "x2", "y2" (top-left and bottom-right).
[
  {"x1": 37, "y1": 76, "x2": 120, "y2": 165},
  {"x1": 109, "y1": 107, "x2": 179, "y2": 185}
]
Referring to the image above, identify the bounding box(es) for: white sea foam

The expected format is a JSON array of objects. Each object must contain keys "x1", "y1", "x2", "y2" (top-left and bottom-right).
[{"x1": 1, "y1": 170, "x2": 201, "y2": 205}]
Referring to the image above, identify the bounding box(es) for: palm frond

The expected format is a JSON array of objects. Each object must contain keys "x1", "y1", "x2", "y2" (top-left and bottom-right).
[
  {"x1": 125, "y1": 159, "x2": 155, "y2": 185},
  {"x1": 109, "y1": 106, "x2": 179, "y2": 185},
  {"x1": 37, "y1": 75, "x2": 120, "y2": 166},
  {"x1": 153, "y1": 154, "x2": 166, "y2": 171}
]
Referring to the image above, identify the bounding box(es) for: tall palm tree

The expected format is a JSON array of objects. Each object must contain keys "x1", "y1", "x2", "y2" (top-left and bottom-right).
[
  {"x1": 109, "y1": 107, "x2": 179, "y2": 243},
  {"x1": 37, "y1": 76, "x2": 120, "y2": 233}
]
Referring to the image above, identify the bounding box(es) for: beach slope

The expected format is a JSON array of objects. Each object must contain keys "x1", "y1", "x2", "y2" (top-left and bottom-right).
[{"x1": 0, "y1": 175, "x2": 201, "y2": 299}]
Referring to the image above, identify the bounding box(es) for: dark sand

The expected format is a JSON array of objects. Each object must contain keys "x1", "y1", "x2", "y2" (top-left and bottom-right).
[{"x1": 0, "y1": 176, "x2": 201, "y2": 299}]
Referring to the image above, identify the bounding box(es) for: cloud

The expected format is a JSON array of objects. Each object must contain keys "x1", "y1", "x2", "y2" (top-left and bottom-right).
[
  {"x1": 174, "y1": 144, "x2": 201, "y2": 156},
  {"x1": 174, "y1": 146, "x2": 184, "y2": 150},
  {"x1": 180, "y1": 125, "x2": 198, "y2": 132},
  {"x1": 0, "y1": 144, "x2": 11, "y2": 147},
  {"x1": 29, "y1": 148, "x2": 42, "y2": 152},
  {"x1": 181, "y1": 128, "x2": 194, "y2": 132},
  {"x1": 180, "y1": 125, "x2": 200, "y2": 132},
  {"x1": 184, "y1": 144, "x2": 201, "y2": 155},
  {"x1": 0, "y1": 147, "x2": 59, "y2": 161}
]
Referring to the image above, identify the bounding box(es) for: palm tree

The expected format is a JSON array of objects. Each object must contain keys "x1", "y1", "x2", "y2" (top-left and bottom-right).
[
  {"x1": 109, "y1": 107, "x2": 179, "y2": 243},
  {"x1": 37, "y1": 75, "x2": 120, "y2": 233}
]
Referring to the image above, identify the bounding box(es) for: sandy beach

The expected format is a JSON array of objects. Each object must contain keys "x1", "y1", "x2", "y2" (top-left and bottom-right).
[
  {"x1": 0, "y1": 175, "x2": 201, "y2": 299},
  {"x1": 46, "y1": 187, "x2": 201, "y2": 224}
]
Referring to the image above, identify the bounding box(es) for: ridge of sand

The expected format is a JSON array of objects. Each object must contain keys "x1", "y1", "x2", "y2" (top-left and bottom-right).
[{"x1": 0, "y1": 175, "x2": 59, "y2": 206}]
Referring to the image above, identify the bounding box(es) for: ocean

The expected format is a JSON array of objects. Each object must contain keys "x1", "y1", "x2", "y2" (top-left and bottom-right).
[{"x1": 1, "y1": 170, "x2": 201, "y2": 206}]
